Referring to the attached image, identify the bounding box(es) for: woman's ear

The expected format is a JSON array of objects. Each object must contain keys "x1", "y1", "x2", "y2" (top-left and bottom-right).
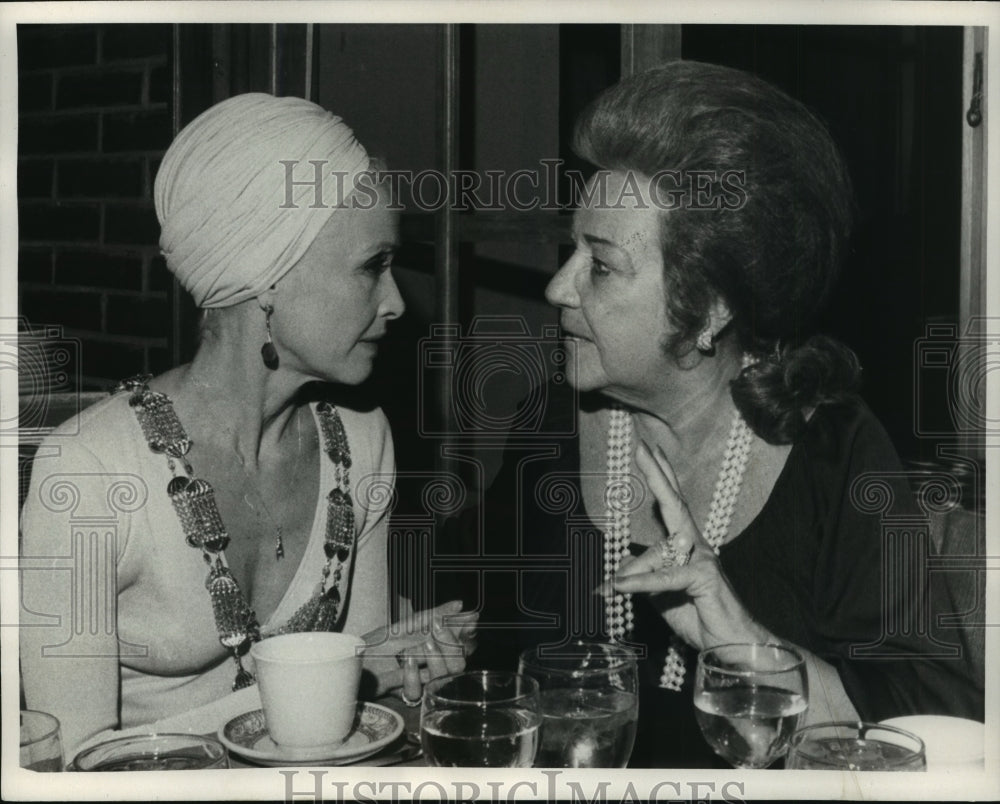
[{"x1": 256, "y1": 285, "x2": 277, "y2": 312}]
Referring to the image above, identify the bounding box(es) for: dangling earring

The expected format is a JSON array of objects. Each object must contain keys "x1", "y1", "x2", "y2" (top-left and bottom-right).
[
  {"x1": 696, "y1": 328, "x2": 715, "y2": 355},
  {"x1": 261, "y1": 304, "x2": 279, "y2": 369}
]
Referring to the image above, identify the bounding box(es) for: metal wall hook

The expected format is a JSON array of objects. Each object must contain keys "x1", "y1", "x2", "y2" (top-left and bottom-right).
[{"x1": 966, "y1": 51, "x2": 983, "y2": 128}]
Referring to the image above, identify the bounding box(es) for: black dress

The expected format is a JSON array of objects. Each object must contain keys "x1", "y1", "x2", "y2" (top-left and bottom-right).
[{"x1": 437, "y1": 384, "x2": 984, "y2": 768}]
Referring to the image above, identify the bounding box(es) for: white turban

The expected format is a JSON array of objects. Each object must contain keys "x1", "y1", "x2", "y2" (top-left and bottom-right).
[{"x1": 154, "y1": 93, "x2": 370, "y2": 309}]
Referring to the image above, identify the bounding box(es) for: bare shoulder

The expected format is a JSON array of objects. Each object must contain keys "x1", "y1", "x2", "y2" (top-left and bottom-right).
[{"x1": 146, "y1": 365, "x2": 193, "y2": 402}]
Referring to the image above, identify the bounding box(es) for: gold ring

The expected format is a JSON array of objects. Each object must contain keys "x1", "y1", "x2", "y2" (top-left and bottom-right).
[{"x1": 400, "y1": 690, "x2": 422, "y2": 708}]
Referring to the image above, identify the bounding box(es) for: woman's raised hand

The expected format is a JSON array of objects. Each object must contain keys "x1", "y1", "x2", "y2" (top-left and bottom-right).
[
  {"x1": 611, "y1": 441, "x2": 772, "y2": 651},
  {"x1": 360, "y1": 599, "x2": 478, "y2": 701}
]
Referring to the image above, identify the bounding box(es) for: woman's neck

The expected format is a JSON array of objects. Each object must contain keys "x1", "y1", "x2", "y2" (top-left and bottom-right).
[
  {"x1": 164, "y1": 326, "x2": 307, "y2": 470},
  {"x1": 618, "y1": 340, "x2": 745, "y2": 460}
]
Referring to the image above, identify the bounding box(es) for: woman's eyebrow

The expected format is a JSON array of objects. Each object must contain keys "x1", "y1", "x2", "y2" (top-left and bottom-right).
[
  {"x1": 569, "y1": 230, "x2": 635, "y2": 275},
  {"x1": 568, "y1": 222, "x2": 623, "y2": 251},
  {"x1": 362, "y1": 242, "x2": 398, "y2": 259},
  {"x1": 582, "y1": 233, "x2": 622, "y2": 250}
]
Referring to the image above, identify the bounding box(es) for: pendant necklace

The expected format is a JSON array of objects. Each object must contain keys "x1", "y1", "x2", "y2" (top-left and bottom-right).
[{"x1": 119, "y1": 375, "x2": 358, "y2": 690}]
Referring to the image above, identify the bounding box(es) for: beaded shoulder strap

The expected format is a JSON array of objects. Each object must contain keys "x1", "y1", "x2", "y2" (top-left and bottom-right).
[{"x1": 117, "y1": 375, "x2": 358, "y2": 689}]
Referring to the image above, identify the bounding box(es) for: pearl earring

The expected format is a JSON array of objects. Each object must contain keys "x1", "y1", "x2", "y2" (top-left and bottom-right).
[{"x1": 696, "y1": 328, "x2": 715, "y2": 355}]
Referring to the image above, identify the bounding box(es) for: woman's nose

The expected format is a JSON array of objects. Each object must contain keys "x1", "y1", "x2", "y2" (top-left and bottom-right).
[
  {"x1": 381, "y1": 271, "x2": 406, "y2": 320},
  {"x1": 545, "y1": 257, "x2": 579, "y2": 308}
]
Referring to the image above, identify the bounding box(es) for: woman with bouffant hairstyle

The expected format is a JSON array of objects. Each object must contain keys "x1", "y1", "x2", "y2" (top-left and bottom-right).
[
  {"x1": 571, "y1": 60, "x2": 859, "y2": 442},
  {"x1": 470, "y1": 61, "x2": 981, "y2": 767}
]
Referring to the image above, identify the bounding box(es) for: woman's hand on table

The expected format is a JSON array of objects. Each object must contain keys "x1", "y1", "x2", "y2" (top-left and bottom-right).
[
  {"x1": 610, "y1": 441, "x2": 772, "y2": 652},
  {"x1": 360, "y1": 599, "x2": 478, "y2": 700}
]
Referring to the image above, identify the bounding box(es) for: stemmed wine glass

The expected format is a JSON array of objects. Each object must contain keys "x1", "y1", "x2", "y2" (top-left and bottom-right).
[
  {"x1": 694, "y1": 643, "x2": 808, "y2": 768},
  {"x1": 518, "y1": 640, "x2": 639, "y2": 768},
  {"x1": 420, "y1": 671, "x2": 542, "y2": 768}
]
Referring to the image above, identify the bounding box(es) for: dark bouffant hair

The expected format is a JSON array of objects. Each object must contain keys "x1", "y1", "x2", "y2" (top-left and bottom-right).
[{"x1": 572, "y1": 60, "x2": 860, "y2": 444}]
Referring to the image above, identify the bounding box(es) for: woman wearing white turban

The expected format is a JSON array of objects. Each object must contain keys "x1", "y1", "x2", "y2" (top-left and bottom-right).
[{"x1": 20, "y1": 94, "x2": 475, "y2": 755}]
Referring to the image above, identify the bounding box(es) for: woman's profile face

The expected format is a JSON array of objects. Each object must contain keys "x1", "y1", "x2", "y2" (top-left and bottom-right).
[
  {"x1": 545, "y1": 170, "x2": 675, "y2": 403},
  {"x1": 271, "y1": 181, "x2": 404, "y2": 385}
]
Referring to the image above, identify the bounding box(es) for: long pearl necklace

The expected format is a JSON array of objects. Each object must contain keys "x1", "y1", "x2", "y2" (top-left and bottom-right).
[
  {"x1": 603, "y1": 399, "x2": 753, "y2": 691},
  {"x1": 603, "y1": 404, "x2": 635, "y2": 638}
]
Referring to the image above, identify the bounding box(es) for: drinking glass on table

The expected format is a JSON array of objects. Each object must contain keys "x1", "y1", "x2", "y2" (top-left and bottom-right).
[
  {"x1": 786, "y1": 722, "x2": 926, "y2": 771},
  {"x1": 694, "y1": 643, "x2": 808, "y2": 769},
  {"x1": 20, "y1": 710, "x2": 63, "y2": 772},
  {"x1": 518, "y1": 640, "x2": 638, "y2": 768},
  {"x1": 420, "y1": 671, "x2": 541, "y2": 767},
  {"x1": 71, "y1": 733, "x2": 229, "y2": 771}
]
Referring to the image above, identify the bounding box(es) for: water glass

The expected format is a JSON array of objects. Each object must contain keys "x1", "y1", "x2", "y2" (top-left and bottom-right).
[
  {"x1": 786, "y1": 721, "x2": 926, "y2": 771},
  {"x1": 420, "y1": 671, "x2": 541, "y2": 767},
  {"x1": 71, "y1": 733, "x2": 229, "y2": 771},
  {"x1": 20, "y1": 710, "x2": 63, "y2": 772},
  {"x1": 694, "y1": 643, "x2": 808, "y2": 768},
  {"x1": 518, "y1": 640, "x2": 638, "y2": 768}
]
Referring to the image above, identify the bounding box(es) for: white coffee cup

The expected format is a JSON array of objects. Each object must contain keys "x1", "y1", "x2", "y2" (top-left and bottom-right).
[{"x1": 250, "y1": 632, "x2": 365, "y2": 748}]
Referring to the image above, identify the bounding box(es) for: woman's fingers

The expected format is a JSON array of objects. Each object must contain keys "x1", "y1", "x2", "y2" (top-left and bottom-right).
[
  {"x1": 391, "y1": 599, "x2": 465, "y2": 640},
  {"x1": 432, "y1": 605, "x2": 477, "y2": 663},
  {"x1": 635, "y1": 442, "x2": 679, "y2": 505},
  {"x1": 445, "y1": 610, "x2": 479, "y2": 642},
  {"x1": 431, "y1": 623, "x2": 468, "y2": 674},
  {"x1": 420, "y1": 638, "x2": 452, "y2": 678},
  {"x1": 635, "y1": 443, "x2": 694, "y2": 532},
  {"x1": 431, "y1": 623, "x2": 462, "y2": 650},
  {"x1": 613, "y1": 537, "x2": 696, "y2": 582},
  {"x1": 435, "y1": 610, "x2": 478, "y2": 642},
  {"x1": 613, "y1": 563, "x2": 696, "y2": 594},
  {"x1": 615, "y1": 544, "x2": 668, "y2": 578},
  {"x1": 375, "y1": 600, "x2": 468, "y2": 656},
  {"x1": 406, "y1": 599, "x2": 463, "y2": 635},
  {"x1": 361, "y1": 601, "x2": 475, "y2": 696},
  {"x1": 401, "y1": 655, "x2": 423, "y2": 704},
  {"x1": 651, "y1": 444, "x2": 681, "y2": 491},
  {"x1": 371, "y1": 603, "x2": 475, "y2": 698},
  {"x1": 381, "y1": 662, "x2": 431, "y2": 698},
  {"x1": 618, "y1": 553, "x2": 637, "y2": 572},
  {"x1": 635, "y1": 441, "x2": 709, "y2": 563}
]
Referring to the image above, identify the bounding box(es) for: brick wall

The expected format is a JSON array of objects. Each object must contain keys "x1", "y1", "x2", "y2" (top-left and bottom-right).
[{"x1": 17, "y1": 24, "x2": 174, "y2": 390}]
